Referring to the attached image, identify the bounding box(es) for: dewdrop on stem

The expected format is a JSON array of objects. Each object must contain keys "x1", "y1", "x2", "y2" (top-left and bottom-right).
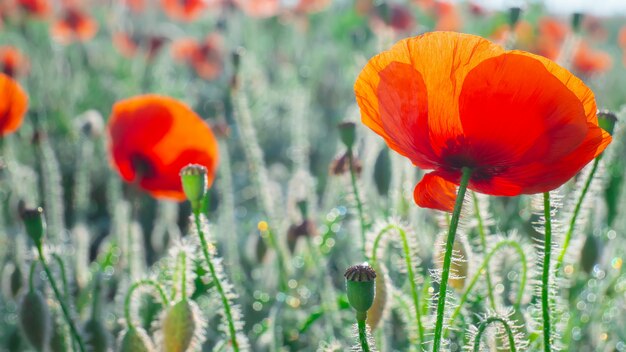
[{"x1": 180, "y1": 164, "x2": 208, "y2": 215}]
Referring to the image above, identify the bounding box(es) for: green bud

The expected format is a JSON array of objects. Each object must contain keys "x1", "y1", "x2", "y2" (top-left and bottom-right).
[
  {"x1": 180, "y1": 164, "x2": 208, "y2": 214},
  {"x1": 21, "y1": 207, "x2": 46, "y2": 248},
  {"x1": 48, "y1": 311, "x2": 70, "y2": 352},
  {"x1": 344, "y1": 263, "x2": 376, "y2": 316},
  {"x1": 508, "y1": 7, "x2": 522, "y2": 28},
  {"x1": 118, "y1": 327, "x2": 155, "y2": 352},
  {"x1": 598, "y1": 110, "x2": 617, "y2": 136},
  {"x1": 572, "y1": 12, "x2": 583, "y2": 33},
  {"x1": 338, "y1": 121, "x2": 357, "y2": 150},
  {"x1": 161, "y1": 300, "x2": 199, "y2": 352},
  {"x1": 580, "y1": 234, "x2": 601, "y2": 274},
  {"x1": 373, "y1": 148, "x2": 392, "y2": 196},
  {"x1": 19, "y1": 290, "x2": 51, "y2": 351}
]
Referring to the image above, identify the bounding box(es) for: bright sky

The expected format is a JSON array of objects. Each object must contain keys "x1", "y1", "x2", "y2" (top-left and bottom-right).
[{"x1": 474, "y1": 0, "x2": 626, "y2": 16}]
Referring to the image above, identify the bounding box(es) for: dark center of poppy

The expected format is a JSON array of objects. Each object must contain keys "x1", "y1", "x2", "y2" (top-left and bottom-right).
[
  {"x1": 130, "y1": 153, "x2": 156, "y2": 182},
  {"x1": 440, "y1": 136, "x2": 509, "y2": 181}
]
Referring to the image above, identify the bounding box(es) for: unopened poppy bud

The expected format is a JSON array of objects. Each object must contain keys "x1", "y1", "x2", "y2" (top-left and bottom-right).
[
  {"x1": 373, "y1": 148, "x2": 392, "y2": 196},
  {"x1": 180, "y1": 164, "x2": 207, "y2": 214},
  {"x1": 48, "y1": 312, "x2": 70, "y2": 352},
  {"x1": 19, "y1": 290, "x2": 51, "y2": 351},
  {"x1": 580, "y1": 234, "x2": 601, "y2": 274},
  {"x1": 344, "y1": 263, "x2": 376, "y2": 318},
  {"x1": 118, "y1": 327, "x2": 155, "y2": 352},
  {"x1": 84, "y1": 319, "x2": 110, "y2": 352},
  {"x1": 597, "y1": 110, "x2": 617, "y2": 136},
  {"x1": 21, "y1": 207, "x2": 46, "y2": 248},
  {"x1": 338, "y1": 121, "x2": 356, "y2": 150},
  {"x1": 161, "y1": 300, "x2": 201, "y2": 352},
  {"x1": 508, "y1": 7, "x2": 522, "y2": 28},
  {"x1": 572, "y1": 12, "x2": 583, "y2": 33}
]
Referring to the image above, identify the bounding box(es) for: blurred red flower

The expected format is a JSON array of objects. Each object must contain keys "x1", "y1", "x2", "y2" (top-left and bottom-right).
[
  {"x1": 0, "y1": 46, "x2": 29, "y2": 78},
  {"x1": 434, "y1": 1, "x2": 461, "y2": 32},
  {"x1": 161, "y1": 0, "x2": 208, "y2": 21},
  {"x1": 51, "y1": 6, "x2": 98, "y2": 44},
  {"x1": 107, "y1": 95, "x2": 219, "y2": 201},
  {"x1": 0, "y1": 73, "x2": 28, "y2": 137},
  {"x1": 124, "y1": 0, "x2": 145, "y2": 13},
  {"x1": 171, "y1": 34, "x2": 223, "y2": 80},
  {"x1": 572, "y1": 41, "x2": 612, "y2": 76},
  {"x1": 618, "y1": 25, "x2": 626, "y2": 66},
  {"x1": 233, "y1": 0, "x2": 280, "y2": 18},
  {"x1": 369, "y1": 3, "x2": 416, "y2": 35},
  {"x1": 113, "y1": 32, "x2": 167, "y2": 61},
  {"x1": 354, "y1": 32, "x2": 611, "y2": 211},
  {"x1": 17, "y1": 0, "x2": 51, "y2": 18},
  {"x1": 293, "y1": 0, "x2": 331, "y2": 14}
]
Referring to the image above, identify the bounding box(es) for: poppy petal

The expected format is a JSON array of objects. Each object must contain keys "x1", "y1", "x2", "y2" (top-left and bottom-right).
[
  {"x1": 355, "y1": 32, "x2": 506, "y2": 164},
  {"x1": 0, "y1": 73, "x2": 28, "y2": 136},
  {"x1": 414, "y1": 172, "x2": 457, "y2": 212},
  {"x1": 458, "y1": 52, "x2": 589, "y2": 169}
]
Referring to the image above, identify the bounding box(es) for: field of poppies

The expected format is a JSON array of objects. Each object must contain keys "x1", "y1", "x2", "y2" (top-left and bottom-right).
[{"x1": 1, "y1": 0, "x2": 626, "y2": 351}]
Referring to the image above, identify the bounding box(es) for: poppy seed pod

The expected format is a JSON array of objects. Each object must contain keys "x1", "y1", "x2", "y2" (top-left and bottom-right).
[
  {"x1": 338, "y1": 121, "x2": 357, "y2": 150},
  {"x1": 345, "y1": 263, "x2": 376, "y2": 317},
  {"x1": 180, "y1": 164, "x2": 208, "y2": 214},
  {"x1": 597, "y1": 110, "x2": 617, "y2": 136},
  {"x1": 21, "y1": 207, "x2": 46, "y2": 248}
]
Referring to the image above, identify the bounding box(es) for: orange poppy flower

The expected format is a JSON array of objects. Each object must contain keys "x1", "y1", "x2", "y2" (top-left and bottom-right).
[
  {"x1": 161, "y1": 0, "x2": 208, "y2": 21},
  {"x1": 107, "y1": 95, "x2": 219, "y2": 201},
  {"x1": 619, "y1": 25, "x2": 626, "y2": 48},
  {"x1": 51, "y1": 7, "x2": 98, "y2": 44},
  {"x1": 171, "y1": 34, "x2": 223, "y2": 80},
  {"x1": 124, "y1": 0, "x2": 146, "y2": 13},
  {"x1": 434, "y1": 1, "x2": 461, "y2": 32},
  {"x1": 233, "y1": 0, "x2": 280, "y2": 18},
  {"x1": 572, "y1": 41, "x2": 612, "y2": 76},
  {"x1": 113, "y1": 32, "x2": 167, "y2": 61},
  {"x1": 0, "y1": 73, "x2": 29, "y2": 137},
  {"x1": 0, "y1": 46, "x2": 29, "y2": 78},
  {"x1": 354, "y1": 32, "x2": 611, "y2": 211},
  {"x1": 293, "y1": 0, "x2": 331, "y2": 14},
  {"x1": 17, "y1": 0, "x2": 51, "y2": 17}
]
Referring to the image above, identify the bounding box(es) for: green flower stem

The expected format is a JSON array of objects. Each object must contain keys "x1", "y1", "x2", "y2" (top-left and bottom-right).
[
  {"x1": 356, "y1": 311, "x2": 370, "y2": 352},
  {"x1": 432, "y1": 167, "x2": 472, "y2": 352},
  {"x1": 446, "y1": 240, "x2": 527, "y2": 335},
  {"x1": 555, "y1": 157, "x2": 601, "y2": 274},
  {"x1": 542, "y1": 192, "x2": 553, "y2": 352},
  {"x1": 347, "y1": 148, "x2": 368, "y2": 258},
  {"x1": 370, "y1": 224, "x2": 424, "y2": 345},
  {"x1": 123, "y1": 279, "x2": 169, "y2": 330},
  {"x1": 28, "y1": 260, "x2": 38, "y2": 292},
  {"x1": 471, "y1": 192, "x2": 496, "y2": 310},
  {"x1": 52, "y1": 253, "x2": 69, "y2": 299},
  {"x1": 179, "y1": 251, "x2": 187, "y2": 298},
  {"x1": 193, "y1": 213, "x2": 240, "y2": 352},
  {"x1": 36, "y1": 246, "x2": 86, "y2": 352},
  {"x1": 265, "y1": 228, "x2": 288, "y2": 292},
  {"x1": 472, "y1": 317, "x2": 517, "y2": 352}
]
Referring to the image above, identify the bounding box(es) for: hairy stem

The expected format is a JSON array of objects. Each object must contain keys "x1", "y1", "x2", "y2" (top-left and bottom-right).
[
  {"x1": 194, "y1": 213, "x2": 240, "y2": 352},
  {"x1": 471, "y1": 192, "x2": 496, "y2": 310},
  {"x1": 542, "y1": 192, "x2": 552, "y2": 352},
  {"x1": 37, "y1": 246, "x2": 86, "y2": 352},
  {"x1": 347, "y1": 148, "x2": 367, "y2": 258},
  {"x1": 472, "y1": 317, "x2": 517, "y2": 352},
  {"x1": 555, "y1": 157, "x2": 600, "y2": 274},
  {"x1": 357, "y1": 312, "x2": 370, "y2": 352},
  {"x1": 432, "y1": 167, "x2": 472, "y2": 352},
  {"x1": 123, "y1": 279, "x2": 169, "y2": 330},
  {"x1": 370, "y1": 224, "x2": 424, "y2": 345}
]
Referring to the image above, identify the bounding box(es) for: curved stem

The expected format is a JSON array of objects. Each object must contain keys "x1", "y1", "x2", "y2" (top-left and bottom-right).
[
  {"x1": 123, "y1": 279, "x2": 169, "y2": 330},
  {"x1": 347, "y1": 148, "x2": 367, "y2": 259},
  {"x1": 370, "y1": 224, "x2": 424, "y2": 345},
  {"x1": 28, "y1": 260, "x2": 38, "y2": 293},
  {"x1": 555, "y1": 157, "x2": 600, "y2": 274},
  {"x1": 432, "y1": 167, "x2": 472, "y2": 352},
  {"x1": 357, "y1": 312, "x2": 370, "y2": 352},
  {"x1": 37, "y1": 246, "x2": 86, "y2": 352},
  {"x1": 52, "y1": 253, "x2": 69, "y2": 300},
  {"x1": 472, "y1": 317, "x2": 517, "y2": 352},
  {"x1": 446, "y1": 240, "x2": 527, "y2": 335},
  {"x1": 542, "y1": 192, "x2": 552, "y2": 352},
  {"x1": 471, "y1": 192, "x2": 496, "y2": 310},
  {"x1": 194, "y1": 213, "x2": 240, "y2": 352}
]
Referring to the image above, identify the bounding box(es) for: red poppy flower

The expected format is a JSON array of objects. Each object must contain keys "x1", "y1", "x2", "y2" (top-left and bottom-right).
[
  {"x1": 17, "y1": 0, "x2": 51, "y2": 17},
  {"x1": 434, "y1": 1, "x2": 461, "y2": 32},
  {"x1": 354, "y1": 32, "x2": 611, "y2": 211},
  {"x1": 0, "y1": 73, "x2": 29, "y2": 137},
  {"x1": 161, "y1": 0, "x2": 207, "y2": 21},
  {"x1": 171, "y1": 34, "x2": 223, "y2": 80},
  {"x1": 51, "y1": 7, "x2": 98, "y2": 44},
  {"x1": 572, "y1": 41, "x2": 612, "y2": 76},
  {"x1": 0, "y1": 46, "x2": 29, "y2": 78},
  {"x1": 233, "y1": 0, "x2": 280, "y2": 18},
  {"x1": 620, "y1": 26, "x2": 626, "y2": 66},
  {"x1": 113, "y1": 32, "x2": 167, "y2": 61},
  {"x1": 293, "y1": 0, "x2": 331, "y2": 14},
  {"x1": 107, "y1": 95, "x2": 219, "y2": 201}
]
